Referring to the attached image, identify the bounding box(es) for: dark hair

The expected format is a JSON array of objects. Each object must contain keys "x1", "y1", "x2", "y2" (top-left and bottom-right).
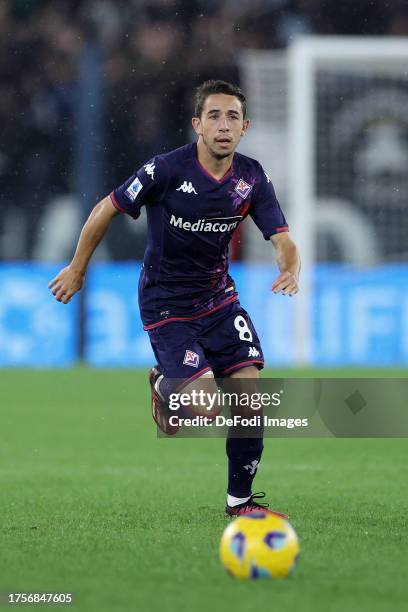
[{"x1": 194, "y1": 80, "x2": 247, "y2": 119}]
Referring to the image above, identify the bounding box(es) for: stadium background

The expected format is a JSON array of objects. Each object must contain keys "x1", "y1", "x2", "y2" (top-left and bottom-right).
[
  {"x1": 1, "y1": 2, "x2": 408, "y2": 612},
  {"x1": 1, "y1": 0, "x2": 408, "y2": 366}
]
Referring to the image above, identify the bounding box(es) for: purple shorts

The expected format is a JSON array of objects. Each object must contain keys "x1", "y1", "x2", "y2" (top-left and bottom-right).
[{"x1": 147, "y1": 300, "x2": 264, "y2": 383}]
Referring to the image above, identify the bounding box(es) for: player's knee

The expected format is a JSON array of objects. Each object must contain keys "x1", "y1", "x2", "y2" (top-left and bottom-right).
[
  {"x1": 175, "y1": 372, "x2": 223, "y2": 420},
  {"x1": 229, "y1": 365, "x2": 259, "y2": 379}
]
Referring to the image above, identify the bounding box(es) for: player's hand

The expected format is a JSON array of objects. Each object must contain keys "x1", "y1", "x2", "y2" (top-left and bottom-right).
[
  {"x1": 272, "y1": 271, "x2": 299, "y2": 296},
  {"x1": 48, "y1": 266, "x2": 84, "y2": 304}
]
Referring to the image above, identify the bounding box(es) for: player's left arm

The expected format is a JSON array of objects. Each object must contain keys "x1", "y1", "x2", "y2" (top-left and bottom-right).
[
  {"x1": 248, "y1": 163, "x2": 300, "y2": 295},
  {"x1": 270, "y1": 232, "x2": 300, "y2": 296}
]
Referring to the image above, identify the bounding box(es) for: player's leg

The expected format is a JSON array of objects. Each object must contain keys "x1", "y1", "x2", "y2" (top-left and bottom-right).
[
  {"x1": 201, "y1": 302, "x2": 288, "y2": 517},
  {"x1": 223, "y1": 366, "x2": 288, "y2": 518},
  {"x1": 147, "y1": 320, "x2": 220, "y2": 434},
  {"x1": 224, "y1": 366, "x2": 264, "y2": 509}
]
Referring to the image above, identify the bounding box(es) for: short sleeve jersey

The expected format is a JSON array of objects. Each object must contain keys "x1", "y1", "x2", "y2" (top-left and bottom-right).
[{"x1": 110, "y1": 143, "x2": 288, "y2": 329}]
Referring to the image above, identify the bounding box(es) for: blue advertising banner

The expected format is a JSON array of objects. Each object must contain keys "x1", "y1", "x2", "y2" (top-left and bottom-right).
[
  {"x1": 0, "y1": 263, "x2": 407, "y2": 367},
  {"x1": 85, "y1": 263, "x2": 150, "y2": 366},
  {"x1": 313, "y1": 264, "x2": 408, "y2": 365},
  {"x1": 0, "y1": 264, "x2": 78, "y2": 366}
]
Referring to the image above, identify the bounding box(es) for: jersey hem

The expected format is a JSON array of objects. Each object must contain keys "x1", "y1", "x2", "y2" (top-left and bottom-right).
[
  {"x1": 143, "y1": 294, "x2": 238, "y2": 330},
  {"x1": 175, "y1": 367, "x2": 213, "y2": 392},
  {"x1": 110, "y1": 191, "x2": 125, "y2": 213},
  {"x1": 220, "y1": 360, "x2": 264, "y2": 375},
  {"x1": 266, "y1": 225, "x2": 289, "y2": 239}
]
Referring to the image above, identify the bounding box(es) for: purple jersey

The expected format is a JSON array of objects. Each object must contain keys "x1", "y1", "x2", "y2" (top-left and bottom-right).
[{"x1": 110, "y1": 143, "x2": 288, "y2": 329}]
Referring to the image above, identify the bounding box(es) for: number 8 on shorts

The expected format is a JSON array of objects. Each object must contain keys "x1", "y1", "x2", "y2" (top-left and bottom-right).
[{"x1": 234, "y1": 315, "x2": 253, "y2": 342}]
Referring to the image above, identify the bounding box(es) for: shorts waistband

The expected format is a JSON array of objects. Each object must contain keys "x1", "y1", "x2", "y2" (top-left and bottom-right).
[{"x1": 143, "y1": 295, "x2": 238, "y2": 330}]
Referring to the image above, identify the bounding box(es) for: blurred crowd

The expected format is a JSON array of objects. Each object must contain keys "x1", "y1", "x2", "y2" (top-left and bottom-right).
[{"x1": 1, "y1": 0, "x2": 408, "y2": 259}]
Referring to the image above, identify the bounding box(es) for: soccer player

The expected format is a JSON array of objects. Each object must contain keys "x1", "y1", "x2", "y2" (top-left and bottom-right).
[{"x1": 49, "y1": 80, "x2": 300, "y2": 517}]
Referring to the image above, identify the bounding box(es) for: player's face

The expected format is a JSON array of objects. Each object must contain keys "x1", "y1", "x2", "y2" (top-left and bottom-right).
[{"x1": 192, "y1": 94, "x2": 250, "y2": 159}]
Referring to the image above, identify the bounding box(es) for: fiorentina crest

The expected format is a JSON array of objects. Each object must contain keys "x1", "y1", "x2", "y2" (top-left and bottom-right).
[
  {"x1": 235, "y1": 178, "x2": 252, "y2": 199},
  {"x1": 183, "y1": 349, "x2": 200, "y2": 368}
]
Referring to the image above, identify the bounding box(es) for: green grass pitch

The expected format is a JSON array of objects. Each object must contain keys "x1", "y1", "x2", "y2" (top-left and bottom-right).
[{"x1": 1, "y1": 368, "x2": 407, "y2": 612}]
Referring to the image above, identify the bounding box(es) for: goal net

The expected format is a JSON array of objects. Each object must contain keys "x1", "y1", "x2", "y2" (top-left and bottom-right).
[{"x1": 239, "y1": 37, "x2": 408, "y2": 362}]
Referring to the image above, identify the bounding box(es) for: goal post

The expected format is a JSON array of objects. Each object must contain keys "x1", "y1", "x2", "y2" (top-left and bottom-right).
[
  {"x1": 287, "y1": 38, "x2": 316, "y2": 363},
  {"x1": 239, "y1": 37, "x2": 408, "y2": 364},
  {"x1": 288, "y1": 36, "x2": 408, "y2": 363}
]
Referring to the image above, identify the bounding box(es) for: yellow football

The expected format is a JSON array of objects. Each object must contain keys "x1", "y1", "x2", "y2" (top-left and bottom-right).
[{"x1": 219, "y1": 512, "x2": 300, "y2": 579}]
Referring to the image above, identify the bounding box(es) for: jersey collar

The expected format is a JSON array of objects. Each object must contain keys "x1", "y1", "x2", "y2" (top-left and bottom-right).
[{"x1": 194, "y1": 142, "x2": 234, "y2": 185}]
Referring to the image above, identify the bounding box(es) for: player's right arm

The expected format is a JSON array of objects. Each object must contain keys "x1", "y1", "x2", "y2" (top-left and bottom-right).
[
  {"x1": 49, "y1": 155, "x2": 168, "y2": 304},
  {"x1": 48, "y1": 196, "x2": 119, "y2": 304}
]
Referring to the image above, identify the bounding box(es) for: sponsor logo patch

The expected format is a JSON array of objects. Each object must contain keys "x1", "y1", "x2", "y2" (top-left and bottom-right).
[
  {"x1": 170, "y1": 214, "x2": 241, "y2": 233},
  {"x1": 125, "y1": 177, "x2": 143, "y2": 202},
  {"x1": 235, "y1": 178, "x2": 252, "y2": 199},
  {"x1": 183, "y1": 349, "x2": 200, "y2": 368}
]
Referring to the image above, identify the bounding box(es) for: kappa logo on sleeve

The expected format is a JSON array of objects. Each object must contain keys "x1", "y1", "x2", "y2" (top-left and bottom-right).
[
  {"x1": 183, "y1": 349, "x2": 200, "y2": 368},
  {"x1": 235, "y1": 178, "x2": 252, "y2": 199},
  {"x1": 125, "y1": 177, "x2": 143, "y2": 202},
  {"x1": 144, "y1": 162, "x2": 155, "y2": 180}
]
